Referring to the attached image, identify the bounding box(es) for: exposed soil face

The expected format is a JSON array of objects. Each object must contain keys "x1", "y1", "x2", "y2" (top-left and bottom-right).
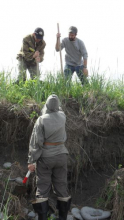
[{"x1": 0, "y1": 99, "x2": 124, "y2": 219}]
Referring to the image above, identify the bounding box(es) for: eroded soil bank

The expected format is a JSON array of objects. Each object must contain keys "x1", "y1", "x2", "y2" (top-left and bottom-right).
[{"x1": 0, "y1": 99, "x2": 124, "y2": 219}]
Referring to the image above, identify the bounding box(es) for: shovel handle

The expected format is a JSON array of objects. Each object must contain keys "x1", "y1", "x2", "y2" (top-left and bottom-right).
[{"x1": 57, "y1": 23, "x2": 64, "y2": 75}]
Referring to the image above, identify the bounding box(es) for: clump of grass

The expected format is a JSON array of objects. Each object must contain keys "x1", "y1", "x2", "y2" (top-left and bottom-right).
[
  {"x1": 0, "y1": 173, "x2": 17, "y2": 220},
  {"x1": 96, "y1": 168, "x2": 124, "y2": 220}
]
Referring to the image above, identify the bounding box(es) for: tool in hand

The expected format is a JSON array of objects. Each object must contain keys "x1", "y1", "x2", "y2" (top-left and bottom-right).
[
  {"x1": 23, "y1": 170, "x2": 31, "y2": 184},
  {"x1": 57, "y1": 23, "x2": 64, "y2": 75}
]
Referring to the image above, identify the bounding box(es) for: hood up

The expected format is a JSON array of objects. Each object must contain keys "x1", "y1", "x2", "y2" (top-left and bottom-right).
[{"x1": 41, "y1": 94, "x2": 61, "y2": 115}]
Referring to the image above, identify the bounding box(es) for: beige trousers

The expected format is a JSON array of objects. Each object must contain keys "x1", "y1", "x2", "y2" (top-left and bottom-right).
[{"x1": 17, "y1": 57, "x2": 40, "y2": 80}]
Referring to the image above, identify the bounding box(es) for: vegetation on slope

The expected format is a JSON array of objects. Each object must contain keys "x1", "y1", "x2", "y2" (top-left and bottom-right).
[{"x1": 0, "y1": 71, "x2": 124, "y2": 113}]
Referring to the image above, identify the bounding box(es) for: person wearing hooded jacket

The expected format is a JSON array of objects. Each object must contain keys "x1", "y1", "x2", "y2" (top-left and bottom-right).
[{"x1": 27, "y1": 94, "x2": 71, "y2": 220}]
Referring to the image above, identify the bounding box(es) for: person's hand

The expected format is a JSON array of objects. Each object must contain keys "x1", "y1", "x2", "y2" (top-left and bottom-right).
[
  {"x1": 83, "y1": 68, "x2": 88, "y2": 77},
  {"x1": 28, "y1": 164, "x2": 35, "y2": 172},
  {"x1": 56, "y1": 33, "x2": 61, "y2": 38},
  {"x1": 33, "y1": 51, "x2": 40, "y2": 58},
  {"x1": 35, "y1": 56, "x2": 41, "y2": 63}
]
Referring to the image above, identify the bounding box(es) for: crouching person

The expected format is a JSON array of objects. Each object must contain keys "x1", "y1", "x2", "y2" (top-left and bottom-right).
[{"x1": 27, "y1": 94, "x2": 71, "y2": 220}]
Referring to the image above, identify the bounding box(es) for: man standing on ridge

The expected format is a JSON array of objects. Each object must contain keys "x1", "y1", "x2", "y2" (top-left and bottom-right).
[
  {"x1": 16, "y1": 27, "x2": 46, "y2": 82},
  {"x1": 27, "y1": 94, "x2": 71, "y2": 220},
  {"x1": 55, "y1": 26, "x2": 88, "y2": 84}
]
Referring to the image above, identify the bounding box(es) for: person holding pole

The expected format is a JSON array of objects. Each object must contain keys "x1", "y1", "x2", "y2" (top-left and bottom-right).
[
  {"x1": 16, "y1": 27, "x2": 46, "y2": 82},
  {"x1": 55, "y1": 26, "x2": 88, "y2": 84},
  {"x1": 27, "y1": 94, "x2": 71, "y2": 220}
]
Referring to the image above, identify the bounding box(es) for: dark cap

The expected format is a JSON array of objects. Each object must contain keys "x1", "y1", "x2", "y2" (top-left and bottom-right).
[
  {"x1": 34, "y1": 27, "x2": 44, "y2": 39},
  {"x1": 68, "y1": 26, "x2": 78, "y2": 34}
]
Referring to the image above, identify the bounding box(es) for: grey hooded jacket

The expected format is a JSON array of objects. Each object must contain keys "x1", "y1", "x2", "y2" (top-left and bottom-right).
[{"x1": 28, "y1": 95, "x2": 68, "y2": 164}]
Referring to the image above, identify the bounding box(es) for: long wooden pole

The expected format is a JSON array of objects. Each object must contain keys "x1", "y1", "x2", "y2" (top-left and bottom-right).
[{"x1": 57, "y1": 23, "x2": 64, "y2": 75}]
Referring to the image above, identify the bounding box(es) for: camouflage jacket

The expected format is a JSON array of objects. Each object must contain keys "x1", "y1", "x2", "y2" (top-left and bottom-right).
[{"x1": 17, "y1": 34, "x2": 46, "y2": 65}]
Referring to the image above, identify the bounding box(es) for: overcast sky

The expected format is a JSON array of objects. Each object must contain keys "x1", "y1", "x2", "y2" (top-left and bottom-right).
[{"x1": 0, "y1": 0, "x2": 124, "y2": 80}]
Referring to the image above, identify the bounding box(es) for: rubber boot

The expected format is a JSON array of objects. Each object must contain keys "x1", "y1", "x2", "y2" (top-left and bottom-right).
[
  {"x1": 32, "y1": 200, "x2": 49, "y2": 220},
  {"x1": 57, "y1": 197, "x2": 71, "y2": 220},
  {"x1": 38, "y1": 213, "x2": 47, "y2": 220}
]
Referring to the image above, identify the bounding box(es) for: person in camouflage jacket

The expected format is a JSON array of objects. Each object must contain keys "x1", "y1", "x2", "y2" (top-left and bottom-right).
[{"x1": 16, "y1": 27, "x2": 46, "y2": 82}]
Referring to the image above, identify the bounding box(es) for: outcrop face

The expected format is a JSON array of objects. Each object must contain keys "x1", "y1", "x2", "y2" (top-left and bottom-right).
[{"x1": 0, "y1": 100, "x2": 124, "y2": 219}]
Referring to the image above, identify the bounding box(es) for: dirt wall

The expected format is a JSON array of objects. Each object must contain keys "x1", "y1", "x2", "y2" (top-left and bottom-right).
[{"x1": 0, "y1": 100, "x2": 124, "y2": 209}]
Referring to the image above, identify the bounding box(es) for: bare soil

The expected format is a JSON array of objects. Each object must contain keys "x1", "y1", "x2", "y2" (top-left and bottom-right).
[{"x1": 0, "y1": 99, "x2": 124, "y2": 219}]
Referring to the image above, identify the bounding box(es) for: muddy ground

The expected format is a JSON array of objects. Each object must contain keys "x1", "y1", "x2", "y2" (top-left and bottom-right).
[{"x1": 0, "y1": 99, "x2": 124, "y2": 219}]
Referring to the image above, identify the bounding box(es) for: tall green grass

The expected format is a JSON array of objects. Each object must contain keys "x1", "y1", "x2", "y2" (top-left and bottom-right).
[
  {"x1": 0, "y1": 173, "x2": 18, "y2": 220},
  {"x1": 0, "y1": 71, "x2": 124, "y2": 112}
]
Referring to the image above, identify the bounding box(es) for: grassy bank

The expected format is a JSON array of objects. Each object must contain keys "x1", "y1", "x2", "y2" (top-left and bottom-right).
[{"x1": 0, "y1": 71, "x2": 124, "y2": 113}]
